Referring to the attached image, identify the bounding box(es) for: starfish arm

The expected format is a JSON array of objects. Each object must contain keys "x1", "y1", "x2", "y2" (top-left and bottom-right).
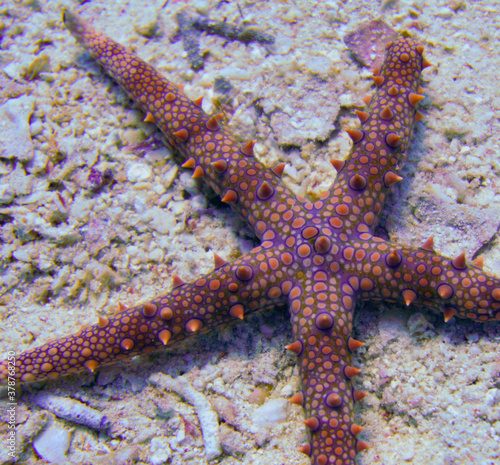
[
  {"x1": 325, "y1": 37, "x2": 427, "y2": 233},
  {"x1": 0, "y1": 247, "x2": 289, "y2": 385},
  {"x1": 344, "y1": 237, "x2": 500, "y2": 321},
  {"x1": 63, "y1": 9, "x2": 296, "y2": 240},
  {"x1": 287, "y1": 285, "x2": 367, "y2": 465}
]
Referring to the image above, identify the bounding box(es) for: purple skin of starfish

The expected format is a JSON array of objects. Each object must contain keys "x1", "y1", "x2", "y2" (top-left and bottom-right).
[{"x1": 1, "y1": 9, "x2": 500, "y2": 465}]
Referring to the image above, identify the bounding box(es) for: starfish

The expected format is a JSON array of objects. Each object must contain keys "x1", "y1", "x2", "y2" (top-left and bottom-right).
[{"x1": 2, "y1": 9, "x2": 500, "y2": 465}]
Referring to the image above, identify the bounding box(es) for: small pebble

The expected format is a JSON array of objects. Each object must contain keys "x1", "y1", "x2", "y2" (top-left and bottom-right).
[
  {"x1": 162, "y1": 164, "x2": 178, "y2": 188},
  {"x1": 149, "y1": 437, "x2": 173, "y2": 465},
  {"x1": 0, "y1": 95, "x2": 35, "y2": 162},
  {"x1": 134, "y1": 13, "x2": 158, "y2": 38},
  {"x1": 32, "y1": 423, "x2": 71, "y2": 463},
  {"x1": 179, "y1": 171, "x2": 199, "y2": 195},
  {"x1": 251, "y1": 398, "x2": 288, "y2": 428},
  {"x1": 12, "y1": 249, "x2": 31, "y2": 262},
  {"x1": 190, "y1": 194, "x2": 207, "y2": 212},
  {"x1": 248, "y1": 388, "x2": 267, "y2": 405},
  {"x1": 306, "y1": 56, "x2": 332, "y2": 76},
  {"x1": 0, "y1": 184, "x2": 14, "y2": 204},
  {"x1": 127, "y1": 162, "x2": 152, "y2": 182},
  {"x1": 400, "y1": 441, "x2": 415, "y2": 461}
]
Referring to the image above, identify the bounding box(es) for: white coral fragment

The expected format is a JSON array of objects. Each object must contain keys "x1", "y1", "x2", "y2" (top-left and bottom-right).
[
  {"x1": 32, "y1": 393, "x2": 111, "y2": 432},
  {"x1": 149, "y1": 373, "x2": 222, "y2": 461}
]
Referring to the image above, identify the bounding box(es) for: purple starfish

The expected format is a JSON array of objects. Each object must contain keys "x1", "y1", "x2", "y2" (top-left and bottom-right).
[{"x1": 1, "y1": 9, "x2": 499, "y2": 465}]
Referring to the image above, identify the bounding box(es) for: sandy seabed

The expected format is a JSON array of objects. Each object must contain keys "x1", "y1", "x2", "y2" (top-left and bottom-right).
[{"x1": 0, "y1": 0, "x2": 499, "y2": 464}]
